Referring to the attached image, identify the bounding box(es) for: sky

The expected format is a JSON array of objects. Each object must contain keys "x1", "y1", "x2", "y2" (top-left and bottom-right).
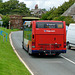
[{"x1": 3, "y1": 0, "x2": 69, "y2": 10}]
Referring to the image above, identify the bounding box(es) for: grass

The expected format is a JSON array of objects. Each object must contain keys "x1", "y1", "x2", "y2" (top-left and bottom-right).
[{"x1": 0, "y1": 27, "x2": 31, "y2": 75}]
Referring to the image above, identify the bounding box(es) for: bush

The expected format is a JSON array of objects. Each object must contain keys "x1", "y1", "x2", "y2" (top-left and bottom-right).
[
  {"x1": 2, "y1": 15, "x2": 10, "y2": 28},
  {"x1": 53, "y1": 16, "x2": 75, "y2": 25}
]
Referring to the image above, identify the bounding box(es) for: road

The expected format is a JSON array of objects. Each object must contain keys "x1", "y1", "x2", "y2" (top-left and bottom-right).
[{"x1": 11, "y1": 31, "x2": 75, "y2": 75}]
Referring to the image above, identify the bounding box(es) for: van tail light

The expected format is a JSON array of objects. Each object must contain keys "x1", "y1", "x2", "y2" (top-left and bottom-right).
[{"x1": 64, "y1": 42, "x2": 66, "y2": 48}]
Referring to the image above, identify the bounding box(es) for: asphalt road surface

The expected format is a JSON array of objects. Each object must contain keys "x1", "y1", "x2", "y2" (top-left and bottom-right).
[{"x1": 11, "y1": 31, "x2": 75, "y2": 75}]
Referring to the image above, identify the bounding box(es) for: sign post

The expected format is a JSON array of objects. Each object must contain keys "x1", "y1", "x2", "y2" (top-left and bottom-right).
[
  {"x1": 9, "y1": 21, "x2": 10, "y2": 29},
  {"x1": 0, "y1": 29, "x2": 8, "y2": 42},
  {"x1": 0, "y1": 16, "x2": 3, "y2": 27}
]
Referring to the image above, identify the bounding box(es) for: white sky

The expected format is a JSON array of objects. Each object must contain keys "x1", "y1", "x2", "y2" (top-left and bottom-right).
[{"x1": 3, "y1": 0, "x2": 69, "y2": 10}]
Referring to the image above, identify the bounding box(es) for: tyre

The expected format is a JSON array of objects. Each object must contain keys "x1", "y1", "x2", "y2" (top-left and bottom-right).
[
  {"x1": 67, "y1": 44, "x2": 71, "y2": 49},
  {"x1": 68, "y1": 46, "x2": 71, "y2": 49},
  {"x1": 66, "y1": 41, "x2": 69, "y2": 46}
]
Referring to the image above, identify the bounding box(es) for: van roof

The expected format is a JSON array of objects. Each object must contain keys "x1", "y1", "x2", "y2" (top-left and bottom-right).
[{"x1": 70, "y1": 23, "x2": 75, "y2": 25}]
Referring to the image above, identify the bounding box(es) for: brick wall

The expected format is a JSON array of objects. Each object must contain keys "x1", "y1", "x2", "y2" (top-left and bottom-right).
[{"x1": 10, "y1": 15, "x2": 23, "y2": 29}]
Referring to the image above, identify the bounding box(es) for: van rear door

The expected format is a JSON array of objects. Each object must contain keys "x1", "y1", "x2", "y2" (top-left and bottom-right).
[{"x1": 67, "y1": 24, "x2": 75, "y2": 45}]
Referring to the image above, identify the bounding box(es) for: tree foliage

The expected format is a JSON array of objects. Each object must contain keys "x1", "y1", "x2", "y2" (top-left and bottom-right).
[
  {"x1": 0, "y1": 0, "x2": 2, "y2": 3},
  {"x1": 41, "y1": 0, "x2": 75, "y2": 25},
  {"x1": 41, "y1": 7, "x2": 56, "y2": 20},
  {"x1": 41, "y1": 0, "x2": 74, "y2": 20},
  {"x1": 0, "y1": 0, "x2": 30, "y2": 16},
  {"x1": 54, "y1": 16, "x2": 75, "y2": 25},
  {"x1": 2, "y1": 15, "x2": 10, "y2": 27}
]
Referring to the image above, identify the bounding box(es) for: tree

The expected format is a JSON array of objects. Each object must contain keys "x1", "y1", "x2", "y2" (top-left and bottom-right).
[
  {"x1": 41, "y1": 7, "x2": 56, "y2": 20},
  {"x1": 53, "y1": 16, "x2": 65, "y2": 21},
  {"x1": 41, "y1": 0, "x2": 74, "y2": 20},
  {"x1": 64, "y1": 16, "x2": 75, "y2": 25},
  {"x1": 42, "y1": 8, "x2": 46, "y2": 11},
  {"x1": 0, "y1": 3, "x2": 4, "y2": 14},
  {"x1": 53, "y1": 16, "x2": 75, "y2": 25},
  {"x1": 0, "y1": 0, "x2": 30, "y2": 16},
  {"x1": 0, "y1": 0, "x2": 2, "y2": 3},
  {"x1": 2, "y1": 15, "x2": 10, "y2": 27}
]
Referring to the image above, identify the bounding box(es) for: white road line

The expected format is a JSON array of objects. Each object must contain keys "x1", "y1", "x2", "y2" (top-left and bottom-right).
[
  {"x1": 9, "y1": 32, "x2": 34, "y2": 75},
  {"x1": 61, "y1": 55, "x2": 75, "y2": 65}
]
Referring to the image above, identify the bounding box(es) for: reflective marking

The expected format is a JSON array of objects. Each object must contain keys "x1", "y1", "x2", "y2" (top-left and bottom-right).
[
  {"x1": 61, "y1": 55, "x2": 75, "y2": 65},
  {"x1": 9, "y1": 32, "x2": 34, "y2": 75}
]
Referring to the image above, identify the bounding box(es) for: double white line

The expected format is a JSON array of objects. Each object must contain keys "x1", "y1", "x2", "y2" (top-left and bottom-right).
[{"x1": 61, "y1": 55, "x2": 75, "y2": 65}]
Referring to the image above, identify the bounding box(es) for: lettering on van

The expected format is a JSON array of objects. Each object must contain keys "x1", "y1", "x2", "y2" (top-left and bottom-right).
[{"x1": 44, "y1": 30, "x2": 55, "y2": 32}]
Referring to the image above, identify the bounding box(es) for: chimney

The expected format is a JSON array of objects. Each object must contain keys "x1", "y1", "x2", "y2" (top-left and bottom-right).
[{"x1": 35, "y1": 4, "x2": 38, "y2": 9}]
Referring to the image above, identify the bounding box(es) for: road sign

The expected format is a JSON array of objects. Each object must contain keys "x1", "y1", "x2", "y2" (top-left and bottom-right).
[{"x1": 0, "y1": 29, "x2": 8, "y2": 41}]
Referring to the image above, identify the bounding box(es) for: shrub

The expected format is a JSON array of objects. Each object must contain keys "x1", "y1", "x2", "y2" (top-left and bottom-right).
[{"x1": 2, "y1": 15, "x2": 10, "y2": 28}]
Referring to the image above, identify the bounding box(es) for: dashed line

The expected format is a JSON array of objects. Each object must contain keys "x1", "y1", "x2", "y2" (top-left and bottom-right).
[
  {"x1": 61, "y1": 55, "x2": 75, "y2": 65},
  {"x1": 9, "y1": 32, "x2": 34, "y2": 75}
]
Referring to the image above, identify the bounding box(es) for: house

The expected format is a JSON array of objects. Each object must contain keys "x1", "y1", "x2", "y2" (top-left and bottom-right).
[
  {"x1": 62, "y1": 3, "x2": 75, "y2": 21},
  {"x1": 31, "y1": 4, "x2": 46, "y2": 18}
]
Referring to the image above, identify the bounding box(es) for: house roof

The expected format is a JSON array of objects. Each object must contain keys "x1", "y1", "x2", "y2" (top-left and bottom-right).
[{"x1": 62, "y1": 3, "x2": 75, "y2": 16}]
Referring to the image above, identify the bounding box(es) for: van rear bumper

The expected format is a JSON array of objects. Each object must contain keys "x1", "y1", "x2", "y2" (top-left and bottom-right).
[
  {"x1": 32, "y1": 50, "x2": 66, "y2": 54},
  {"x1": 69, "y1": 43, "x2": 75, "y2": 47}
]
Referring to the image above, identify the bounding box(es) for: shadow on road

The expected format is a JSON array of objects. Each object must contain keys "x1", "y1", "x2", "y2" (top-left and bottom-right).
[{"x1": 31, "y1": 54, "x2": 62, "y2": 59}]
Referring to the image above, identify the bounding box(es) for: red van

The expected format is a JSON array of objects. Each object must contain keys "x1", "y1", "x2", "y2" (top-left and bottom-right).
[{"x1": 22, "y1": 20, "x2": 66, "y2": 55}]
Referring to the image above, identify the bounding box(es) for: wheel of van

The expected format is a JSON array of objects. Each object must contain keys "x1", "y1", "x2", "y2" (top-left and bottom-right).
[
  {"x1": 66, "y1": 42, "x2": 69, "y2": 46},
  {"x1": 67, "y1": 43, "x2": 71, "y2": 49},
  {"x1": 67, "y1": 42, "x2": 71, "y2": 49},
  {"x1": 68, "y1": 46, "x2": 71, "y2": 49}
]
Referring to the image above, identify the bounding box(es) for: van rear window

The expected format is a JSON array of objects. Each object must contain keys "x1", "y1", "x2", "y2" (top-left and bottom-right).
[{"x1": 36, "y1": 22, "x2": 63, "y2": 28}]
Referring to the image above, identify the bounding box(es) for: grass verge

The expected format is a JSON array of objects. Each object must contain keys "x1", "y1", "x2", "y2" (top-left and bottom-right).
[{"x1": 0, "y1": 27, "x2": 31, "y2": 75}]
